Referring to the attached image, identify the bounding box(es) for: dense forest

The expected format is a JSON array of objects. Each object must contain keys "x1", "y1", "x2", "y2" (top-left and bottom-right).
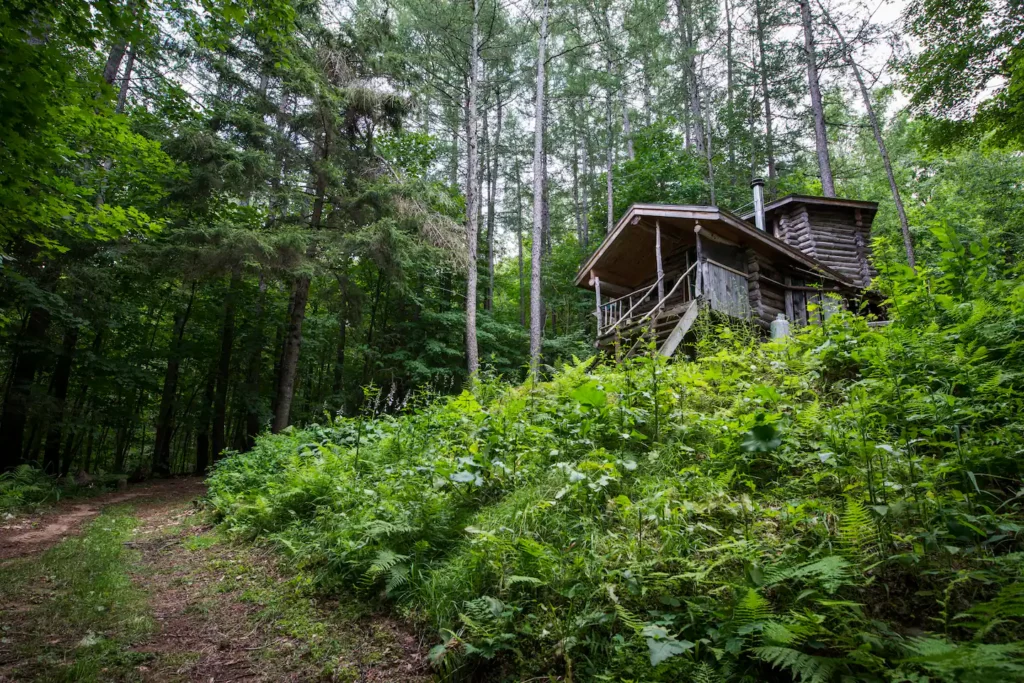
[
  {"x1": 1, "y1": 0, "x2": 1022, "y2": 478},
  {"x1": 3, "y1": 0, "x2": 1024, "y2": 679}
]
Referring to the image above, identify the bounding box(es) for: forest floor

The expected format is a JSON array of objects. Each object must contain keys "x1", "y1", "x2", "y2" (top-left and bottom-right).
[{"x1": 0, "y1": 478, "x2": 431, "y2": 682}]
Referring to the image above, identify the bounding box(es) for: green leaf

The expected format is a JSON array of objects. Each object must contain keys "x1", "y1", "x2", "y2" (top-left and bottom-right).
[
  {"x1": 741, "y1": 423, "x2": 782, "y2": 452},
  {"x1": 570, "y1": 381, "x2": 607, "y2": 408},
  {"x1": 642, "y1": 625, "x2": 694, "y2": 666}
]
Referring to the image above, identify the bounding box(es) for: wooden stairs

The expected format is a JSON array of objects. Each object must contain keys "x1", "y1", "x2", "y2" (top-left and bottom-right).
[{"x1": 601, "y1": 298, "x2": 702, "y2": 359}]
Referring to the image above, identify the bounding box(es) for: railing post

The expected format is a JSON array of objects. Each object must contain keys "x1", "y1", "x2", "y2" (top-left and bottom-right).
[
  {"x1": 694, "y1": 222, "x2": 704, "y2": 298},
  {"x1": 655, "y1": 220, "x2": 665, "y2": 302}
]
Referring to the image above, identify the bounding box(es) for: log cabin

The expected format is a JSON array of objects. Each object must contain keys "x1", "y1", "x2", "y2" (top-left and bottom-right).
[{"x1": 574, "y1": 180, "x2": 879, "y2": 357}]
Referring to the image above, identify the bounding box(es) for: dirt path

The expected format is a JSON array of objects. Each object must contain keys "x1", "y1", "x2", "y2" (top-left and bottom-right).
[
  {"x1": 0, "y1": 478, "x2": 206, "y2": 561},
  {"x1": 0, "y1": 479, "x2": 431, "y2": 682}
]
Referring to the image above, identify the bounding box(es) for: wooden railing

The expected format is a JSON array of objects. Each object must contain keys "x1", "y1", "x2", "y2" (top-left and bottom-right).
[
  {"x1": 597, "y1": 262, "x2": 697, "y2": 338},
  {"x1": 596, "y1": 276, "x2": 663, "y2": 337}
]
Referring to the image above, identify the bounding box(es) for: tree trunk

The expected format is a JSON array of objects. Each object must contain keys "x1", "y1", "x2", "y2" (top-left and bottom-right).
[
  {"x1": 42, "y1": 325, "x2": 78, "y2": 475},
  {"x1": 116, "y1": 48, "x2": 135, "y2": 113},
  {"x1": 677, "y1": 0, "x2": 705, "y2": 152},
  {"x1": 703, "y1": 83, "x2": 716, "y2": 205},
  {"x1": 581, "y1": 140, "x2": 590, "y2": 251},
  {"x1": 605, "y1": 64, "x2": 615, "y2": 235},
  {"x1": 102, "y1": 42, "x2": 127, "y2": 85},
  {"x1": 196, "y1": 365, "x2": 215, "y2": 475},
  {"x1": 243, "y1": 274, "x2": 268, "y2": 449},
  {"x1": 529, "y1": 0, "x2": 549, "y2": 378},
  {"x1": 486, "y1": 87, "x2": 502, "y2": 312},
  {"x1": 464, "y1": 0, "x2": 481, "y2": 379},
  {"x1": 817, "y1": 2, "x2": 914, "y2": 267},
  {"x1": 515, "y1": 155, "x2": 526, "y2": 328},
  {"x1": 621, "y1": 84, "x2": 635, "y2": 161},
  {"x1": 799, "y1": 0, "x2": 835, "y2": 196},
  {"x1": 755, "y1": 0, "x2": 777, "y2": 191},
  {"x1": 332, "y1": 273, "x2": 348, "y2": 408},
  {"x1": 725, "y1": 0, "x2": 735, "y2": 169},
  {"x1": 212, "y1": 271, "x2": 240, "y2": 462},
  {"x1": 0, "y1": 307, "x2": 51, "y2": 471},
  {"x1": 152, "y1": 286, "x2": 195, "y2": 476},
  {"x1": 272, "y1": 276, "x2": 310, "y2": 433},
  {"x1": 572, "y1": 109, "x2": 583, "y2": 248},
  {"x1": 273, "y1": 121, "x2": 328, "y2": 432}
]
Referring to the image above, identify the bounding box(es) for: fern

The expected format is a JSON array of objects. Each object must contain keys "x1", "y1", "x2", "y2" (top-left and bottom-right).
[
  {"x1": 762, "y1": 621, "x2": 803, "y2": 646},
  {"x1": 764, "y1": 556, "x2": 853, "y2": 594},
  {"x1": 903, "y1": 637, "x2": 1024, "y2": 681},
  {"x1": 838, "y1": 496, "x2": 875, "y2": 561},
  {"x1": 361, "y1": 549, "x2": 410, "y2": 593},
  {"x1": 614, "y1": 603, "x2": 646, "y2": 635},
  {"x1": 752, "y1": 646, "x2": 842, "y2": 683},
  {"x1": 734, "y1": 588, "x2": 773, "y2": 625},
  {"x1": 690, "y1": 662, "x2": 724, "y2": 683}
]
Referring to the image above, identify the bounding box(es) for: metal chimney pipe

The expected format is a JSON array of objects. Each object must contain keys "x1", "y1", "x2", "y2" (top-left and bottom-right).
[{"x1": 751, "y1": 177, "x2": 766, "y2": 232}]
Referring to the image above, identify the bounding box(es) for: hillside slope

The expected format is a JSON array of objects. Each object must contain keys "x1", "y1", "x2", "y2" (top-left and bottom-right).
[{"x1": 209, "y1": 244, "x2": 1024, "y2": 681}]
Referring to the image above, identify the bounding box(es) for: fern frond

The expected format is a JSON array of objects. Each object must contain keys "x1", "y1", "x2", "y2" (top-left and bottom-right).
[
  {"x1": 764, "y1": 556, "x2": 853, "y2": 594},
  {"x1": 614, "y1": 603, "x2": 645, "y2": 635},
  {"x1": 752, "y1": 646, "x2": 842, "y2": 683},
  {"x1": 690, "y1": 661, "x2": 724, "y2": 683},
  {"x1": 903, "y1": 637, "x2": 1024, "y2": 678},
  {"x1": 762, "y1": 621, "x2": 804, "y2": 646},
  {"x1": 734, "y1": 588, "x2": 773, "y2": 625},
  {"x1": 366, "y1": 549, "x2": 409, "y2": 577},
  {"x1": 838, "y1": 497, "x2": 875, "y2": 561}
]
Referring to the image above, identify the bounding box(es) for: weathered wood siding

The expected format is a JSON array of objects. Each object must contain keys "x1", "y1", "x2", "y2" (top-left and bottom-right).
[{"x1": 705, "y1": 261, "x2": 750, "y2": 319}]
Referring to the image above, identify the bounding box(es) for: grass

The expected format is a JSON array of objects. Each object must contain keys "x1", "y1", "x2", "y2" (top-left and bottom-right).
[{"x1": 0, "y1": 506, "x2": 154, "y2": 682}]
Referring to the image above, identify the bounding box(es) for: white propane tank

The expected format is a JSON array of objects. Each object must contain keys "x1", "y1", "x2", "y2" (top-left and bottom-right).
[{"x1": 770, "y1": 313, "x2": 791, "y2": 340}]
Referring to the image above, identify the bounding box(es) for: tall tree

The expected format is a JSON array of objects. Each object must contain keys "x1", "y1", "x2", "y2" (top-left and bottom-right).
[
  {"x1": 529, "y1": 0, "x2": 549, "y2": 377},
  {"x1": 817, "y1": 2, "x2": 915, "y2": 267},
  {"x1": 798, "y1": 0, "x2": 835, "y2": 196},
  {"x1": 465, "y1": 0, "x2": 482, "y2": 377}
]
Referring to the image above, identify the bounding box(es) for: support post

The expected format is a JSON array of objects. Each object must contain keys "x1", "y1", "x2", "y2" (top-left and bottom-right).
[
  {"x1": 784, "y1": 275, "x2": 795, "y2": 323},
  {"x1": 594, "y1": 274, "x2": 602, "y2": 336},
  {"x1": 694, "y1": 223, "x2": 704, "y2": 298},
  {"x1": 655, "y1": 220, "x2": 665, "y2": 301}
]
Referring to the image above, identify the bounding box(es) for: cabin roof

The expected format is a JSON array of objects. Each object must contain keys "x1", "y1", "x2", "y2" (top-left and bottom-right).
[
  {"x1": 739, "y1": 194, "x2": 879, "y2": 222},
  {"x1": 574, "y1": 203, "x2": 860, "y2": 292}
]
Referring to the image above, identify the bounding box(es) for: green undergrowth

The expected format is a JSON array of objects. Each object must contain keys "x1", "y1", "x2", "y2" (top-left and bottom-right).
[
  {"x1": 208, "y1": 233, "x2": 1024, "y2": 682},
  {"x1": 0, "y1": 507, "x2": 153, "y2": 681},
  {"x1": 0, "y1": 465, "x2": 121, "y2": 514}
]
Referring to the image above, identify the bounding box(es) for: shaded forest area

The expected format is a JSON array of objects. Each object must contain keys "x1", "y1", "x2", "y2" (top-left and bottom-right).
[{"x1": 1, "y1": 0, "x2": 1023, "y2": 483}]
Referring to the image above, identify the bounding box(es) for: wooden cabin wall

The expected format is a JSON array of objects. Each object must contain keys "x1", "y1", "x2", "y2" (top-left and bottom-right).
[
  {"x1": 752, "y1": 255, "x2": 789, "y2": 328},
  {"x1": 774, "y1": 206, "x2": 817, "y2": 258},
  {"x1": 805, "y1": 206, "x2": 875, "y2": 287},
  {"x1": 773, "y1": 204, "x2": 875, "y2": 287}
]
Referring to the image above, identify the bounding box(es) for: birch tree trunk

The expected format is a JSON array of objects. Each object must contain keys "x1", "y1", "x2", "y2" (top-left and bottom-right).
[
  {"x1": 798, "y1": 0, "x2": 835, "y2": 196},
  {"x1": 486, "y1": 87, "x2": 502, "y2": 310},
  {"x1": 516, "y1": 154, "x2": 526, "y2": 327},
  {"x1": 572, "y1": 106, "x2": 583, "y2": 247},
  {"x1": 529, "y1": 0, "x2": 549, "y2": 378},
  {"x1": 817, "y1": 3, "x2": 915, "y2": 267},
  {"x1": 755, "y1": 0, "x2": 777, "y2": 190},
  {"x1": 464, "y1": 0, "x2": 481, "y2": 378},
  {"x1": 605, "y1": 64, "x2": 615, "y2": 235},
  {"x1": 581, "y1": 138, "x2": 591, "y2": 252},
  {"x1": 676, "y1": 0, "x2": 705, "y2": 152},
  {"x1": 621, "y1": 85, "x2": 635, "y2": 160}
]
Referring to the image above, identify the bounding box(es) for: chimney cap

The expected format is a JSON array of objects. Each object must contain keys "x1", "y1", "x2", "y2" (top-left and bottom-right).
[{"x1": 751, "y1": 177, "x2": 765, "y2": 188}]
